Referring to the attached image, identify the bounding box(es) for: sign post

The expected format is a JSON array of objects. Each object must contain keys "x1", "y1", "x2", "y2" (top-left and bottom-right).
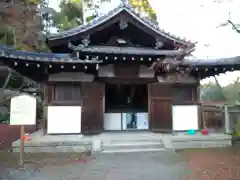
[
  {"x1": 19, "y1": 125, "x2": 25, "y2": 166},
  {"x1": 10, "y1": 94, "x2": 37, "y2": 166}
]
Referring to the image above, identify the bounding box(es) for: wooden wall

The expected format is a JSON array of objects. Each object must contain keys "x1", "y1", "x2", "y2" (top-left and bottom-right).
[
  {"x1": 0, "y1": 125, "x2": 37, "y2": 149},
  {"x1": 148, "y1": 84, "x2": 173, "y2": 132},
  {"x1": 45, "y1": 68, "x2": 199, "y2": 134},
  {"x1": 81, "y1": 82, "x2": 105, "y2": 135},
  {"x1": 45, "y1": 82, "x2": 105, "y2": 135},
  {"x1": 148, "y1": 83, "x2": 198, "y2": 132}
]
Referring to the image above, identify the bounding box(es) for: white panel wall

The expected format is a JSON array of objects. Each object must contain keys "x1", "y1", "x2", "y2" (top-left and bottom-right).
[
  {"x1": 172, "y1": 105, "x2": 199, "y2": 131},
  {"x1": 122, "y1": 113, "x2": 127, "y2": 130},
  {"x1": 107, "y1": 113, "x2": 149, "y2": 130},
  {"x1": 104, "y1": 113, "x2": 122, "y2": 130},
  {"x1": 136, "y1": 113, "x2": 149, "y2": 130},
  {"x1": 47, "y1": 106, "x2": 81, "y2": 134}
]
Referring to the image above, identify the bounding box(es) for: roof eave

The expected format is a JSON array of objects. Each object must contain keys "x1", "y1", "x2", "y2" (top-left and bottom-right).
[{"x1": 46, "y1": 4, "x2": 194, "y2": 47}]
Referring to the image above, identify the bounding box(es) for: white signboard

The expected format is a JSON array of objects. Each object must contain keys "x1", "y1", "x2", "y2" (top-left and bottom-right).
[{"x1": 10, "y1": 94, "x2": 37, "y2": 125}]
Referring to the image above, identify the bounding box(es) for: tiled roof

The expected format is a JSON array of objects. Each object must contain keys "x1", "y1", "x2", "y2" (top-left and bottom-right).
[
  {"x1": 74, "y1": 45, "x2": 188, "y2": 56},
  {"x1": 0, "y1": 45, "x2": 68, "y2": 60},
  {"x1": 47, "y1": 1, "x2": 194, "y2": 46},
  {"x1": 0, "y1": 45, "x2": 103, "y2": 63},
  {"x1": 183, "y1": 56, "x2": 240, "y2": 66}
]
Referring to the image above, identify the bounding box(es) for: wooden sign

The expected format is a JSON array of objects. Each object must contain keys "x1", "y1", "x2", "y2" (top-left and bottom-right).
[
  {"x1": 10, "y1": 94, "x2": 37, "y2": 125},
  {"x1": 10, "y1": 94, "x2": 37, "y2": 166}
]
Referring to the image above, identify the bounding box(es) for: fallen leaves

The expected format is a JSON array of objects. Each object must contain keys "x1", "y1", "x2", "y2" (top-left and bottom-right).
[{"x1": 181, "y1": 147, "x2": 240, "y2": 180}]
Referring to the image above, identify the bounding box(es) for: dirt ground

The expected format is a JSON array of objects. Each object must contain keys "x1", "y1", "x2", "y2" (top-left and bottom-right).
[
  {"x1": 0, "y1": 147, "x2": 240, "y2": 180},
  {"x1": 179, "y1": 146, "x2": 240, "y2": 180}
]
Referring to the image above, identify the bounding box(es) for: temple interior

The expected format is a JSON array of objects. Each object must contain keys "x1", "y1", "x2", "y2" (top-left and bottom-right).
[{"x1": 105, "y1": 84, "x2": 148, "y2": 113}]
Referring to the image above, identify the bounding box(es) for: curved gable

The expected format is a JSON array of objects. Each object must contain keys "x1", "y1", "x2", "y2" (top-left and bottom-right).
[{"x1": 47, "y1": 2, "x2": 195, "y2": 50}]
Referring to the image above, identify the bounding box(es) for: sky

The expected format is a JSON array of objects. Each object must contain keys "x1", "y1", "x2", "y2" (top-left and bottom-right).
[{"x1": 48, "y1": 0, "x2": 240, "y2": 86}]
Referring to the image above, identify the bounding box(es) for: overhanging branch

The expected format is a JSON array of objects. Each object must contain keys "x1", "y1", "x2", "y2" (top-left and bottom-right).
[{"x1": 227, "y1": 20, "x2": 240, "y2": 33}]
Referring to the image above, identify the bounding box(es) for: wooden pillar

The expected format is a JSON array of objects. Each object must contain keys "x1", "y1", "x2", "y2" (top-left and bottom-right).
[
  {"x1": 42, "y1": 84, "x2": 47, "y2": 134},
  {"x1": 196, "y1": 83, "x2": 203, "y2": 130},
  {"x1": 43, "y1": 82, "x2": 52, "y2": 134}
]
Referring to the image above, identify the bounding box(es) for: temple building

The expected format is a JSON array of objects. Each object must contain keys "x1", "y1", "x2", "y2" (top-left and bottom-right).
[{"x1": 0, "y1": 2, "x2": 239, "y2": 135}]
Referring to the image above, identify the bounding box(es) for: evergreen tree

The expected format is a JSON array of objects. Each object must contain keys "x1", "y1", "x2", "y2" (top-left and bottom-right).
[
  {"x1": 129, "y1": 0, "x2": 157, "y2": 23},
  {"x1": 45, "y1": 0, "x2": 97, "y2": 32}
]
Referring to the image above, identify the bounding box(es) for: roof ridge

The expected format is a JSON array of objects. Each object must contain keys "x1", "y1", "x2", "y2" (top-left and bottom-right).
[{"x1": 121, "y1": 3, "x2": 195, "y2": 45}]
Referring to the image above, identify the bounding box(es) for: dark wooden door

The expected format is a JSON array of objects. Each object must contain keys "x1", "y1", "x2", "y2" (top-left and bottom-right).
[
  {"x1": 148, "y1": 83, "x2": 173, "y2": 132},
  {"x1": 150, "y1": 99, "x2": 172, "y2": 132},
  {"x1": 81, "y1": 82, "x2": 105, "y2": 135}
]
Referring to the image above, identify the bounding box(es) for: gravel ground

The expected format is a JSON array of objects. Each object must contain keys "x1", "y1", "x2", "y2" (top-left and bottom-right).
[
  {"x1": 0, "y1": 151, "x2": 190, "y2": 180},
  {"x1": 1, "y1": 147, "x2": 240, "y2": 180}
]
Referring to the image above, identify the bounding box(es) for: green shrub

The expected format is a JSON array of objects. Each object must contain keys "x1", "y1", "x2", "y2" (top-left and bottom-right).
[{"x1": 234, "y1": 120, "x2": 240, "y2": 136}]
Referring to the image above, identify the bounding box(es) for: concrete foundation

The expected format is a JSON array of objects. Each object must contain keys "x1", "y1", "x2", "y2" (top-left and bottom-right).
[
  {"x1": 12, "y1": 130, "x2": 233, "y2": 153},
  {"x1": 170, "y1": 133, "x2": 232, "y2": 150}
]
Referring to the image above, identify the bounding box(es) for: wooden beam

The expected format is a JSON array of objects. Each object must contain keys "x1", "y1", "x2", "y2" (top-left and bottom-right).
[
  {"x1": 157, "y1": 74, "x2": 197, "y2": 84},
  {"x1": 49, "y1": 72, "x2": 94, "y2": 82}
]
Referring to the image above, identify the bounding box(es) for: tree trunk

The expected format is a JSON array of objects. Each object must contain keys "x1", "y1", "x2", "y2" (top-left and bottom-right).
[{"x1": 214, "y1": 76, "x2": 227, "y2": 100}]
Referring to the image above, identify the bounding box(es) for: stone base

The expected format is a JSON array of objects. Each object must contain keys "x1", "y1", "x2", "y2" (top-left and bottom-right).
[
  {"x1": 170, "y1": 134, "x2": 232, "y2": 150},
  {"x1": 11, "y1": 130, "x2": 233, "y2": 153},
  {"x1": 12, "y1": 141, "x2": 92, "y2": 153}
]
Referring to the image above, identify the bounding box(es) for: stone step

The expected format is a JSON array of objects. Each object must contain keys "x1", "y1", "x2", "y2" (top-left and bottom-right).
[
  {"x1": 104, "y1": 139, "x2": 164, "y2": 144},
  {"x1": 102, "y1": 148, "x2": 166, "y2": 154},
  {"x1": 103, "y1": 142, "x2": 165, "y2": 151},
  {"x1": 13, "y1": 145, "x2": 91, "y2": 153}
]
